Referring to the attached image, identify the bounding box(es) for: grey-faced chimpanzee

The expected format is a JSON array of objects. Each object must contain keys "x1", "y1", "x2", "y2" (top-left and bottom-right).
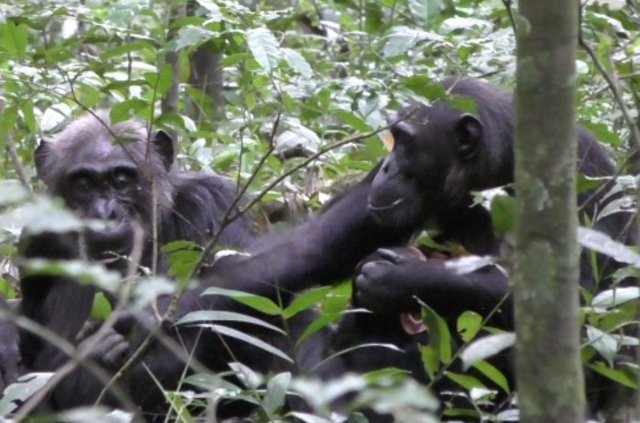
[
  {"x1": 350, "y1": 78, "x2": 635, "y2": 413},
  {"x1": 12, "y1": 111, "x2": 256, "y2": 409}
]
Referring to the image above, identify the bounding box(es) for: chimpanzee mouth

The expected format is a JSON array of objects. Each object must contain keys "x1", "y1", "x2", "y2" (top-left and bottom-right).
[
  {"x1": 85, "y1": 220, "x2": 134, "y2": 261},
  {"x1": 367, "y1": 197, "x2": 405, "y2": 212}
]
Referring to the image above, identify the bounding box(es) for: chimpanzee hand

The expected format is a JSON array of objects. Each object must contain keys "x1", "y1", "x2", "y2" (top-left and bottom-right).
[
  {"x1": 354, "y1": 247, "x2": 440, "y2": 314},
  {"x1": 76, "y1": 321, "x2": 130, "y2": 370}
]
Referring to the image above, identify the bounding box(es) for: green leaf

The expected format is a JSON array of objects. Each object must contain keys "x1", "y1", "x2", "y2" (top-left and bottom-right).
[
  {"x1": 588, "y1": 362, "x2": 637, "y2": 389},
  {"x1": 0, "y1": 21, "x2": 28, "y2": 58},
  {"x1": 296, "y1": 312, "x2": 340, "y2": 346},
  {"x1": 578, "y1": 226, "x2": 640, "y2": 267},
  {"x1": 22, "y1": 259, "x2": 121, "y2": 292},
  {"x1": 201, "y1": 287, "x2": 282, "y2": 315},
  {"x1": 445, "y1": 372, "x2": 486, "y2": 391},
  {"x1": 229, "y1": 361, "x2": 263, "y2": 389},
  {"x1": 246, "y1": 28, "x2": 281, "y2": 73},
  {"x1": 472, "y1": 360, "x2": 510, "y2": 393},
  {"x1": 332, "y1": 109, "x2": 372, "y2": 133},
  {"x1": 586, "y1": 326, "x2": 618, "y2": 366},
  {"x1": 408, "y1": 0, "x2": 442, "y2": 27},
  {"x1": 460, "y1": 333, "x2": 515, "y2": 370},
  {"x1": 0, "y1": 373, "x2": 53, "y2": 415},
  {"x1": 490, "y1": 195, "x2": 516, "y2": 233},
  {"x1": 457, "y1": 311, "x2": 483, "y2": 343},
  {"x1": 144, "y1": 64, "x2": 173, "y2": 97},
  {"x1": 282, "y1": 48, "x2": 312, "y2": 77},
  {"x1": 202, "y1": 324, "x2": 292, "y2": 363},
  {"x1": 263, "y1": 372, "x2": 291, "y2": 415},
  {"x1": 419, "y1": 301, "x2": 452, "y2": 364},
  {"x1": 178, "y1": 310, "x2": 285, "y2": 334},
  {"x1": 110, "y1": 99, "x2": 149, "y2": 124},
  {"x1": 400, "y1": 76, "x2": 445, "y2": 102},
  {"x1": 592, "y1": 287, "x2": 640, "y2": 308},
  {"x1": 282, "y1": 287, "x2": 331, "y2": 319},
  {"x1": 100, "y1": 40, "x2": 154, "y2": 60},
  {"x1": 91, "y1": 292, "x2": 113, "y2": 320}
]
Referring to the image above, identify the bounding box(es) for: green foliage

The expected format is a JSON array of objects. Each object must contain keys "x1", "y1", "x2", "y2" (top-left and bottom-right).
[{"x1": 0, "y1": 0, "x2": 638, "y2": 421}]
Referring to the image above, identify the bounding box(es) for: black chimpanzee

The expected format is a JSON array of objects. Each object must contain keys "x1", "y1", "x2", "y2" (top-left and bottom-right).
[
  {"x1": 11, "y1": 110, "x2": 256, "y2": 409},
  {"x1": 349, "y1": 78, "x2": 635, "y2": 414}
]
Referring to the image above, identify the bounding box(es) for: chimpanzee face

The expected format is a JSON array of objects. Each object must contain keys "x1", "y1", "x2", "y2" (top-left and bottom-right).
[
  {"x1": 33, "y1": 114, "x2": 175, "y2": 262},
  {"x1": 368, "y1": 103, "x2": 484, "y2": 229}
]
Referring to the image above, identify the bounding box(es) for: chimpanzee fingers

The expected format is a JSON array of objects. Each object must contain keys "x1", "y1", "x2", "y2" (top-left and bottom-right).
[
  {"x1": 102, "y1": 338, "x2": 129, "y2": 367},
  {"x1": 76, "y1": 320, "x2": 101, "y2": 342},
  {"x1": 375, "y1": 248, "x2": 407, "y2": 264}
]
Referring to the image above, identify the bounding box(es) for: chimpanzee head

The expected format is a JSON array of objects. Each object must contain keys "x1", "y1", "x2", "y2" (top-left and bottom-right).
[
  {"x1": 34, "y1": 111, "x2": 175, "y2": 262},
  {"x1": 368, "y1": 79, "x2": 514, "y2": 228}
]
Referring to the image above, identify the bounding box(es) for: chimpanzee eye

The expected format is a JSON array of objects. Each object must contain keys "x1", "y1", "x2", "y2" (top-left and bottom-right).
[
  {"x1": 70, "y1": 175, "x2": 93, "y2": 192},
  {"x1": 111, "y1": 171, "x2": 137, "y2": 191}
]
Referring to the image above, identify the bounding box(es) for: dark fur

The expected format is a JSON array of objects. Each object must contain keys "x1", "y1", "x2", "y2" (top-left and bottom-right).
[
  {"x1": 352, "y1": 79, "x2": 635, "y2": 417},
  {"x1": 16, "y1": 111, "x2": 255, "y2": 410}
]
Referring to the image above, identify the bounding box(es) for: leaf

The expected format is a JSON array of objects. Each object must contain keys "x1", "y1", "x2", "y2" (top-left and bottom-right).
[
  {"x1": 577, "y1": 226, "x2": 640, "y2": 267},
  {"x1": 310, "y1": 343, "x2": 403, "y2": 373},
  {"x1": 201, "y1": 287, "x2": 282, "y2": 315},
  {"x1": 332, "y1": 109, "x2": 372, "y2": 133},
  {"x1": 282, "y1": 287, "x2": 331, "y2": 319},
  {"x1": 178, "y1": 310, "x2": 285, "y2": 334},
  {"x1": 201, "y1": 324, "x2": 292, "y2": 363},
  {"x1": 408, "y1": 0, "x2": 442, "y2": 27},
  {"x1": 144, "y1": 64, "x2": 172, "y2": 97},
  {"x1": 592, "y1": 287, "x2": 640, "y2": 308},
  {"x1": 400, "y1": 76, "x2": 445, "y2": 102},
  {"x1": 175, "y1": 26, "x2": 215, "y2": 50},
  {"x1": 229, "y1": 362, "x2": 263, "y2": 389},
  {"x1": 22, "y1": 259, "x2": 121, "y2": 292},
  {"x1": 263, "y1": 372, "x2": 291, "y2": 415},
  {"x1": 0, "y1": 21, "x2": 28, "y2": 58},
  {"x1": 460, "y1": 333, "x2": 516, "y2": 370},
  {"x1": 457, "y1": 311, "x2": 482, "y2": 343},
  {"x1": 0, "y1": 373, "x2": 53, "y2": 414},
  {"x1": 588, "y1": 362, "x2": 637, "y2": 389},
  {"x1": 296, "y1": 312, "x2": 340, "y2": 346},
  {"x1": 420, "y1": 302, "x2": 451, "y2": 364},
  {"x1": 490, "y1": 195, "x2": 516, "y2": 233},
  {"x1": 282, "y1": 48, "x2": 312, "y2": 77},
  {"x1": 110, "y1": 99, "x2": 149, "y2": 124},
  {"x1": 288, "y1": 413, "x2": 332, "y2": 423},
  {"x1": 445, "y1": 372, "x2": 486, "y2": 391},
  {"x1": 246, "y1": 28, "x2": 281, "y2": 73},
  {"x1": 91, "y1": 292, "x2": 113, "y2": 320},
  {"x1": 472, "y1": 360, "x2": 510, "y2": 393},
  {"x1": 586, "y1": 326, "x2": 619, "y2": 366}
]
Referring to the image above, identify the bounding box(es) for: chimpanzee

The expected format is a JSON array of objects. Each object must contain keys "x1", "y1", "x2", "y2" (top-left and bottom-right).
[
  {"x1": 350, "y1": 78, "x2": 635, "y2": 414},
  {"x1": 13, "y1": 110, "x2": 256, "y2": 409}
]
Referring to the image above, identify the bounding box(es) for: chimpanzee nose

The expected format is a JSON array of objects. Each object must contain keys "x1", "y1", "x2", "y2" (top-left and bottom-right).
[{"x1": 89, "y1": 199, "x2": 120, "y2": 221}]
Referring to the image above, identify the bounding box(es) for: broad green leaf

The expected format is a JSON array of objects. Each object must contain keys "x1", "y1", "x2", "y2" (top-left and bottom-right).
[
  {"x1": 296, "y1": 312, "x2": 340, "y2": 346},
  {"x1": 282, "y1": 48, "x2": 312, "y2": 77},
  {"x1": 178, "y1": 310, "x2": 285, "y2": 334},
  {"x1": 110, "y1": 99, "x2": 149, "y2": 124},
  {"x1": 420, "y1": 302, "x2": 451, "y2": 364},
  {"x1": 586, "y1": 326, "x2": 618, "y2": 366},
  {"x1": 400, "y1": 76, "x2": 445, "y2": 102},
  {"x1": 91, "y1": 292, "x2": 113, "y2": 320},
  {"x1": 100, "y1": 40, "x2": 154, "y2": 60},
  {"x1": 144, "y1": 64, "x2": 172, "y2": 97},
  {"x1": 408, "y1": 0, "x2": 442, "y2": 27},
  {"x1": 592, "y1": 287, "x2": 640, "y2": 308},
  {"x1": 472, "y1": 360, "x2": 510, "y2": 393},
  {"x1": 201, "y1": 287, "x2": 282, "y2": 315},
  {"x1": 282, "y1": 287, "x2": 331, "y2": 319},
  {"x1": 246, "y1": 28, "x2": 281, "y2": 73},
  {"x1": 332, "y1": 109, "x2": 372, "y2": 133},
  {"x1": 202, "y1": 324, "x2": 292, "y2": 363},
  {"x1": 263, "y1": 372, "x2": 291, "y2": 415},
  {"x1": 460, "y1": 333, "x2": 515, "y2": 370},
  {"x1": 229, "y1": 361, "x2": 263, "y2": 389},
  {"x1": 0, "y1": 21, "x2": 28, "y2": 58},
  {"x1": 445, "y1": 372, "x2": 486, "y2": 391},
  {"x1": 490, "y1": 195, "x2": 516, "y2": 233},
  {"x1": 578, "y1": 226, "x2": 640, "y2": 267},
  {"x1": 0, "y1": 373, "x2": 53, "y2": 415},
  {"x1": 588, "y1": 362, "x2": 637, "y2": 389},
  {"x1": 457, "y1": 311, "x2": 482, "y2": 343},
  {"x1": 22, "y1": 259, "x2": 121, "y2": 292},
  {"x1": 175, "y1": 26, "x2": 215, "y2": 50}
]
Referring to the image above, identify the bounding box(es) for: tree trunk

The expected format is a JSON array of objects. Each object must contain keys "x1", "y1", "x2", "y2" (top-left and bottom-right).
[{"x1": 513, "y1": 2, "x2": 586, "y2": 423}]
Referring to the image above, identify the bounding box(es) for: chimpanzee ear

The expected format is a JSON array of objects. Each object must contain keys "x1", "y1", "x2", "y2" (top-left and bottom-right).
[
  {"x1": 455, "y1": 113, "x2": 483, "y2": 160},
  {"x1": 152, "y1": 130, "x2": 174, "y2": 170},
  {"x1": 34, "y1": 139, "x2": 52, "y2": 180}
]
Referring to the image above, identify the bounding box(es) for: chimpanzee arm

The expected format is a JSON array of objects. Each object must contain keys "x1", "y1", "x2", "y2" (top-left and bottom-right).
[
  {"x1": 174, "y1": 164, "x2": 415, "y2": 314},
  {"x1": 0, "y1": 299, "x2": 20, "y2": 392},
  {"x1": 354, "y1": 250, "x2": 513, "y2": 330},
  {"x1": 18, "y1": 232, "x2": 95, "y2": 370}
]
